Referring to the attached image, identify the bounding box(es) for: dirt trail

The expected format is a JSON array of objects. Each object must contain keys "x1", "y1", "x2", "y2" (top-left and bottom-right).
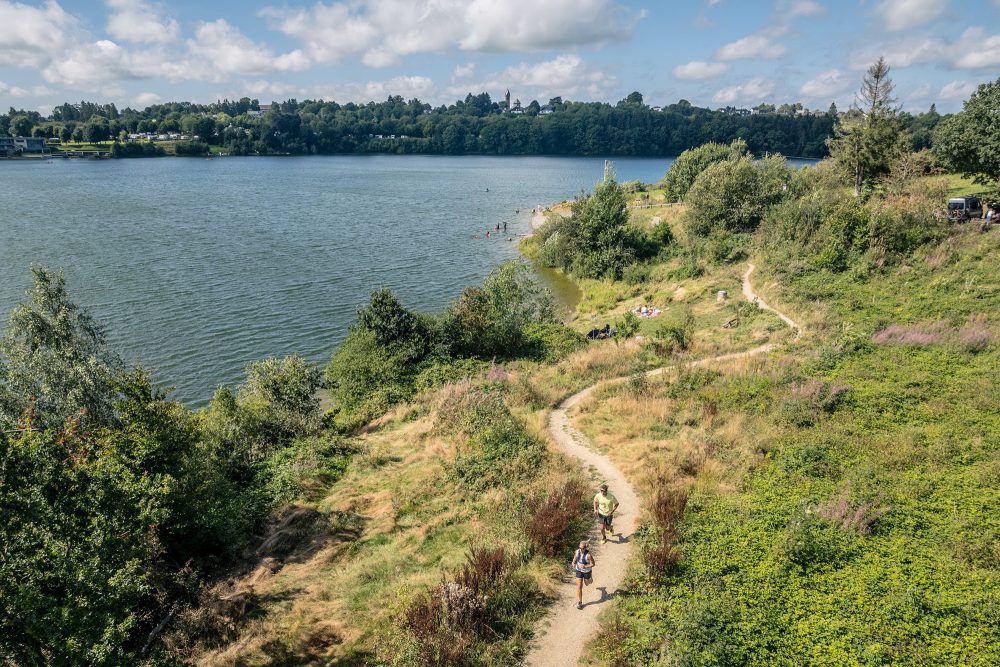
[{"x1": 526, "y1": 263, "x2": 799, "y2": 667}]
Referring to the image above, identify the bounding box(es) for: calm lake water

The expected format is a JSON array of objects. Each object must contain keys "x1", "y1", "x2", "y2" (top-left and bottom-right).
[{"x1": 1, "y1": 155, "x2": 676, "y2": 404}]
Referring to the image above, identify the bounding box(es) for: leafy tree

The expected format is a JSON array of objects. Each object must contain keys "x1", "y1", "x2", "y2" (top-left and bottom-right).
[
  {"x1": 9, "y1": 114, "x2": 33, "y2": 136},
  {"x1": 934, "y1": 77, "x2": 1000, "y2": 188},
  {"x1": 0, "y1": 267, "x2": 124, "y2": 430},
  {"x1": 571, "y1": 165, "x2": 643, "y2": 279},
  {"x1": 684, "y1": 154, "x2": 790, "y2": 236},
  {"x1": 443, "y1": 260, "x2": 555, "y2": 357},
  {"x1": 827, "y1": 58, "x2": 908, "y2": 196},
  {"x1": 662, "y1": 139, "x2": 748, "y2": 201},
  {"x1": 0, "y1": 427, "x2": 168, "y2": 666}
]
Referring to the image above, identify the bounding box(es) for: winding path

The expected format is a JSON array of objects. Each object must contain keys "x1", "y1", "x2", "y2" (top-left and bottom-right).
[{"x1": 526, "y1": 264, "x2": 800, "y2": 667}]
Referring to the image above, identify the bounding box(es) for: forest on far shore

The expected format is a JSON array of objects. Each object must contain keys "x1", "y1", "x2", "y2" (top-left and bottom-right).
[{"x1": 2, "y1": 90, "x2": 945, "y2": 159}]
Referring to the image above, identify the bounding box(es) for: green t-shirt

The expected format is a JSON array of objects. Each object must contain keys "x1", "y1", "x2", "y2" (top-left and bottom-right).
[{"x1": 594, "y1": 491, "x2": 618, "y2": 515}]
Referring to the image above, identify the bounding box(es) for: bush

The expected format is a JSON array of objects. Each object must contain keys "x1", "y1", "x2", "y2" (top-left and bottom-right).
[
  {"x1": 684, "y1": 154, "x2": 791, "y2": 237},
  {"x1": 521, "y1": 322, "x2": 586, "y2": 361},
  {"x1": 439, "y1": 388, "x2": 546, "y2": 490},
  {"x1": 524, "y1": 479, "x2": 588, "y2": 557},
  {"x1": 643, "y1": 487, "x2": 688, "y2": 579},
  {"x1": 442, "y1": 260, "x2": 555, "y2": 358},
  {"x1": 775, "y1": 502, "x2": 852, "y2": 571},
  {"x1": 174, "y1": 140, "x2": 210, "y2": 155},
  {"x1": 262, "y1": 435, "x2": 351, "y2": 504},
  {"x1": 704, "y1": 230, "x2": 752, "y2": 263},
  {"x1": 662, "y1": 139, "x2": 749, "y2": 201},
  {"x1": 110, "y1": 141, "x2": 165, "y2": 158}
]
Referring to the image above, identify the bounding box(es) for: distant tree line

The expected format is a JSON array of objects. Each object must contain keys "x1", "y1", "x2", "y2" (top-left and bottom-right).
[{"x1": 0, "y1": 91, "x2": 947, "y2": 158}]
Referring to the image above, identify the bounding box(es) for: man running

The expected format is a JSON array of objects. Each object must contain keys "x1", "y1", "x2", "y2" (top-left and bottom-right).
[
  {"x1": 593, "y1": 483, "x2": 619, "y2": 544},
  {"x1": 572, "y1": 540, "x2": 595, "y2": 609}
]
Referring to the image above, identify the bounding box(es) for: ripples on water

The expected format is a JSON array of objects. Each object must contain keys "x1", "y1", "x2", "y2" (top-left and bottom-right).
[{"x1": 1, "y1": 155, "x2": 675, "y2": 404}]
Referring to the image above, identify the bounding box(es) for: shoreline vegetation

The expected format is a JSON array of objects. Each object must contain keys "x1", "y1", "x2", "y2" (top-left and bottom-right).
[{"x1": 3, "y1": 70, "x2": 1000, "y2": 666}]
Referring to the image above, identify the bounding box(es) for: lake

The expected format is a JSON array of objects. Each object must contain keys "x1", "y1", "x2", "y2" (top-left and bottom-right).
[{"x1": 1, "y1": 155, "x2": 677, "y2": 404}]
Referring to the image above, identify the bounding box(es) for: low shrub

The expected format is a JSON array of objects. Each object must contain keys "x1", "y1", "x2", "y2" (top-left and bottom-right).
[
  {"x1": 521, "y1": 322, "x2": 586, "y2": 361},
  {"x1": 439, "y1": 387, "x2": 546, "y2": 490},
  {"x1": 775, "y1": 502, "x2": 852, "y2": 572},
  {"x1": 872, "y1": 318, "x2": 994, "y2": 353},
  {"x1": 524, "y1": 479, "x2": 588, "y2": 557},
  {"x1": 643, "y1": 487, "x2": 688, "y2": 579},
  {"x1": 816, "y1": 484, "x2": 890, "y2": 535},
  {"x1": 777, "y1": 379, "x2": 849, "y2": 426}
]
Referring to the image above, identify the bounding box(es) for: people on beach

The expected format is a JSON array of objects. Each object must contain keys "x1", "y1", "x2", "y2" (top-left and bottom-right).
[
  {"x1": 593, "y1": 484, "x2": 619, "y2": 544},
  {"x1": 572, "y1": 540, "x2": 595, "y2": 609}
]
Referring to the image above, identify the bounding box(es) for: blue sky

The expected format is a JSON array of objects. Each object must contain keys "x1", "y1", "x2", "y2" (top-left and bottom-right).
[{"x1": 1, "y1": 0, "x2": 998, "y2": 115}]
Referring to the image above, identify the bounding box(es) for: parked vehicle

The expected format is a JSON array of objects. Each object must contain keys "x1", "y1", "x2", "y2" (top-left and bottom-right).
[{"x1": 947, "y1": 196, "x2": 983, "y2": 221}]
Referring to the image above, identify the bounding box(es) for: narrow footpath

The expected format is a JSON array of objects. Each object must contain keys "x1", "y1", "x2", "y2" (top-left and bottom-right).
[{"x1": 526, "y1": 263, "x2": 800, "y2": 667}]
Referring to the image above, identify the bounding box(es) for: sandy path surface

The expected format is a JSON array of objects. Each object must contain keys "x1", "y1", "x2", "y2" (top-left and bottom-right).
[
  {"x1": 525, "y1": 263, "x2": 799, "y2": 667},
  {"x1": 531, "y1": 208, "x2": 548, "y2": 230}
]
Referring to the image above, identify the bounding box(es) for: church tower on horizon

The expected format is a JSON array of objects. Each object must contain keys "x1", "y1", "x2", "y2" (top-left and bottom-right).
[{"x1": 505, "y1": 89, "x2": 510, "y2": 111}]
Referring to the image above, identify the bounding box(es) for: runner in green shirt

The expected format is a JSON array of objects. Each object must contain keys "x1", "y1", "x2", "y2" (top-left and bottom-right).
[{"x1": 593, "y1": 483, "x2": 620, "y2": 544}]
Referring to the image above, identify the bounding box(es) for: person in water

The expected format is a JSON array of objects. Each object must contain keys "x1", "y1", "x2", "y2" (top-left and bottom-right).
[{"x1": 572, "y1": 540, "x2": 595, "y2": 609}]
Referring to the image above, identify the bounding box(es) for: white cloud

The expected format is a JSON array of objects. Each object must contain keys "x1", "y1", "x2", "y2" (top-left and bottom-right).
[
  {"x1": 939, "y1": 80, "x2": 978, "y2": 101},
  {"x1": 800, "y1": 69, "x2": 849, "y2": 98},
  {"x1": 261, "y1": 0, "x2": 642, "y2": 68},
  {"x1": 712, "y1": 77, "x2": 774, "y2": 104},
  {"x1": 174, "y1": 20, "x2": 310, "y2": 82},
  {"x1": 133, "y1": 91, "x2": 161, "y2": 106},
  {"x1": 716, "y1": 29, "x2": 787, "y2": 60},
  {"x1": 105, "y1": 0, "x2": 179, "y2": 44},
  {"x1": 311, "y1": 75, "x2": 436, "y2": 102},
  {"x1": 0, "y1": 0, "x2": 76, "y2": 68},
  {"x1": 672, "y1": 60, "x2": 729, "y2": 80},
  {"x1": 453, "y1": 63, "x2": 476, "y2": 80},
  {"x1": 952, "y1": 29, "x2": 1000, "y2": 68},
  {"x1": 41, "y1": 39, "x2": 163, "y2": 88},
  {"x1": 0, "y1": 80, "x2": 29, "y2": 96},
  {"x1": 851, "y1": 28, "x2": 1000, "y2": 71},
  {"x1": 782, "y1": 0, "x2": 825, "y2": 18},
  {"x1": 875, "y1": 0, "x2": 946, "y2": 31},
  {"x1": 907, "y1": 82, "x2": 933, "y2": 100},
  {"x1": 446, "y1": 54, "x2": 616, "y2": 101}
]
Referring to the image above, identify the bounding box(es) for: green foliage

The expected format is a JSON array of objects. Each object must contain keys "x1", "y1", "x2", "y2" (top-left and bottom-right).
[
  {"x1": 0, "y1": 428, "x2": 165, "y2": 665},
  {"x1": 521, "y1": 322, "x2": 587, "y2": 361},
  {"x1": 649, "y1": 218, "x2": 675, "y2": 248},
  {"x1": 442, "y1": 260, "x2": 555, "y2": 357},
  {"x1": 173, "y1": 140, "x2": 210, "y2": 155},
  {"x1": 613, "y1": 311, "x2": 641, "y2": 342},
  {"x1": 440, "y1": 388, "x2": 546, "y2": 491},
  {"x1": 4, "y1": 95, "x2": 843, "y2": 158},
  {"x1": 608, "y1": 226, "x2": 1000, "y2": 666},
  {"x1": 662, "y1": 139, "x2": 748, "y2": 201},
  {"x1": 0, "y1": 267, "x2": 124, "y2": 430},
  {"x1": 262, "y1": 435, "x2": 351, "y2": 504},
  {"x1": 535, "y1": 168, "x2": 650, "y2": 279},
  {"x1": 110, "y1": 141, "x2": 165, "y2": 158},
  {"x1": 827, "y1": 58, "x2": 909, "y2": 196},
  {"x1": 684, "y1": 154, "x2": 791, "y2": 237},
  {"x1": 933, "y1": 76, "x2": 1000, "y2": 188}
]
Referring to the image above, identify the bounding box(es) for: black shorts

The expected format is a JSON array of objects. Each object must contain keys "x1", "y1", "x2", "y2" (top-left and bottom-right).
[
  {"x1": 597, "y1": 512, "x2": 613, "y2": 528},
  {"x1": 575, "y1": 569, "x2": 593, "y2": 580}
]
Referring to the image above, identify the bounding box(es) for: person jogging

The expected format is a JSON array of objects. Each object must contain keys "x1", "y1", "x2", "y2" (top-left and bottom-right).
[
  {"x1": 572, "y1": 540, "x2": 595, "y2": 609},
  {"x1": 593, "y1": 483, "x2": 619, "y2": 544}
]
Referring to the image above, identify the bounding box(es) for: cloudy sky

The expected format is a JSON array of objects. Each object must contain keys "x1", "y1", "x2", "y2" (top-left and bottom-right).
[{"x1": 1, "y1": 0, "x2": 998, "y2": 115}]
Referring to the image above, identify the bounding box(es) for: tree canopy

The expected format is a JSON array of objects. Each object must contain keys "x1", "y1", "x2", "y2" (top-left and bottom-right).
[{"x1": 934, "y1": 76, "x2": 1000, "y2": 188}]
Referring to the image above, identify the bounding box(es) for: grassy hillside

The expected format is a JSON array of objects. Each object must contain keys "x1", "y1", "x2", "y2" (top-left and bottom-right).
[
  {"x1": 571, "y1": 219, "x2": 999, "y2": 665},
  {"x1": 188, "y1": 163, "x2": 998, "y2": 666}
]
